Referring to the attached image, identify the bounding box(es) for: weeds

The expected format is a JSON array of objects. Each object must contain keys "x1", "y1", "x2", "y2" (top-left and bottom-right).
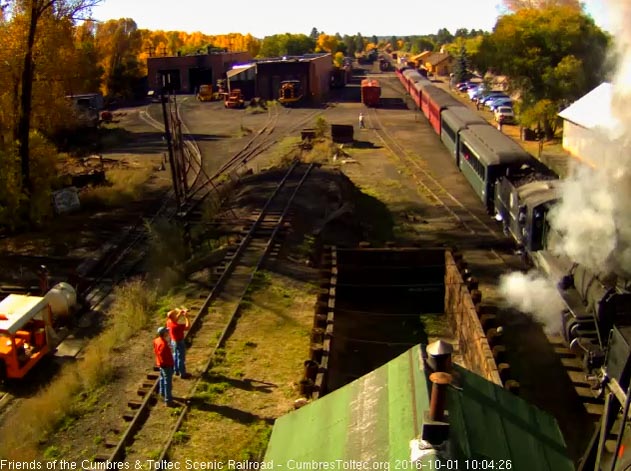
[
  {"x1": 100, "y1": 279, "x2": 158, "y2": 346},
  {"x1": 146, "y1": 218, "x2": 189, "y2": 289},
  {"x1": 173, "y1": 431, "x2": 190, "y2": 444},
  {"x1": 314, "y1": 116, "x2": 328, "y2": 138},
  {"x1": 43, "y1": 446, "x2": 62, "y2": 459},
  {"x1": 304, "y1": 140, "x2": 335, "y2": 164},
  {"x1": 80, "y1": 168, "x2": 153, "y2": 209},
  {"x1": 240, "y1": 421, "x2": 272, "y2": 460}
]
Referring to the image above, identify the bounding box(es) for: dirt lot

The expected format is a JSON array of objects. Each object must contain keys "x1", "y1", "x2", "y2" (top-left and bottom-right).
[{"x1": 0, "y1": 67, "x2": 594, "y2": 463}]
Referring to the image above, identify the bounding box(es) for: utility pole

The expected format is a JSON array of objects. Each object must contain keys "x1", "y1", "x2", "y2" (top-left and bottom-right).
[{"x1": 160, "y1": 73, "x2": 181, "y2": 209}]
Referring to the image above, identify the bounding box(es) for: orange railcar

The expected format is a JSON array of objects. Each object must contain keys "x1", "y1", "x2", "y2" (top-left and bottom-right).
[{"x1": 361, "y1": 79, "x2": 381, "y2": 107}]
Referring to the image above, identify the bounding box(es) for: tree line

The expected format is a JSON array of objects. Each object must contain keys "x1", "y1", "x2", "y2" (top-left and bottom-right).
[{"x1": 0, "y1": 0, "x2": 612, "y2": 230}]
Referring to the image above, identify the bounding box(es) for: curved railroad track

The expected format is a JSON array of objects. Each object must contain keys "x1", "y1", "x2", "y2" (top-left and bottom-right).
[{"x1": 92, "y1": 161, "x2": 315, "y2": 463}]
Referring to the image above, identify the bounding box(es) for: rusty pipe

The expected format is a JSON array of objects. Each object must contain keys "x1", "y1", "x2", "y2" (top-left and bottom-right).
[{"x1": 429, "y1": 372, "x2": 452, "y2": 422}]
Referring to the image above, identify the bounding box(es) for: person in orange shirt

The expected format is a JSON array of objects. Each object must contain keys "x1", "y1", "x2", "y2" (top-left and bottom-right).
[
  {"x1": 166, "y1": 308, "x2": 191, "y2": 378},
  {"x1": 153, "y1": 327, "x2": 174, "y2": 405}
]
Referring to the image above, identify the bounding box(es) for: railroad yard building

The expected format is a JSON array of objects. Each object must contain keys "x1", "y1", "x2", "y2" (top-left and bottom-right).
[
  {"x1": 147, "y1": 49, "x2": 252, "y2": 94},
  {"x1": 148, "y1": 50, "x2": 334, "y2": 104}
]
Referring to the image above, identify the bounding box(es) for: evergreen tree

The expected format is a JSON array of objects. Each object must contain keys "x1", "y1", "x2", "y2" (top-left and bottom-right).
[
  {"x1": 355, "y1": 33, "x2": 364, "y2": 53},
  {"x1": 453, "y1": 45, "x2": 471, "y2": 83},
  {"x1": 309, "y1": 27, "x2": 319, "y2": 39}
]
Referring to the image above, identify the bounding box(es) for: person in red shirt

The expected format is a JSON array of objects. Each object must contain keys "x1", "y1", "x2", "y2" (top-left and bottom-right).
[
  {"x1": 166, "y1": 308, "x2": 191, "y2": 378},
  {"x1": 153, "y1": 326, "x2": 174, "y2": 405}
]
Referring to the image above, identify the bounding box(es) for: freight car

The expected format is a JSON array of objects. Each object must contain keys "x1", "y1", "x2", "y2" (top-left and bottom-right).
[{"x1": 361, "y1": 79, "x2": 381, "y2": 107}]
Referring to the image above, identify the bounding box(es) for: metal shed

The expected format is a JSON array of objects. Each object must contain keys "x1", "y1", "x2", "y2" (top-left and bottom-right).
[{"x1": 264, "y1": 344, "x2": 573, "y2": 471}]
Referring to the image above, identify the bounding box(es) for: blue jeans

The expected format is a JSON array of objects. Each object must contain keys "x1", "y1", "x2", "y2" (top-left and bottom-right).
[
  {"x1": 158, "y1": 366, "x2": 173, "y2": 402},
  {"x1": 172, "y1": 340, "x2": 187, "y2": 376}
]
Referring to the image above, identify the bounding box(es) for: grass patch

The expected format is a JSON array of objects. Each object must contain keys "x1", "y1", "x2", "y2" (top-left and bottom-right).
[
  {"x1": 168, "y1": 273, "x2": 315, "y2": 461},
  {"x1": 248, "y1": 270, "x2": 272, "y2": 293},
  {"x1": 264, "y1": 137, "x2": 301, "y2": 169},
  {"x1": 240, "y1": 421, "x2": 272, "y2": 460},
  {"x1": 304, "y1": 139, "x2": 337, "y2": 164},
  {"x1": 145, "y1": 217, "x2": 190, "y2": 290},
  {"x1": 79, "y1": 167, "x2": 153, "y2": 208},
  {"x1": 420, "y1": 313, "x2": 452, "y2": 338}
]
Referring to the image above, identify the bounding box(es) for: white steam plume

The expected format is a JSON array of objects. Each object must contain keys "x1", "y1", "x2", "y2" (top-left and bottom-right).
[
  {"x1": 546, "y1": 0, "x2": 631, "y2": 277},
  {"x1": 499, "y1": 271, "x2": 566, "y2": 334}
]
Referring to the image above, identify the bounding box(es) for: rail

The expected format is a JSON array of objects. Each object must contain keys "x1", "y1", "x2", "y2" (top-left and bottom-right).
[{"x1": 98, "y1": 162, "x2": 314, "y2": 462}]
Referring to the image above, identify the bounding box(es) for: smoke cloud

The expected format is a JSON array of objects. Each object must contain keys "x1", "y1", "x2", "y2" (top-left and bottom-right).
[
  {"x1": 546, "y1": 0, "x2": 631, "y2": 277},
  {"x1": 499, "y1": 271, "x2": 566, "y2": 334}
]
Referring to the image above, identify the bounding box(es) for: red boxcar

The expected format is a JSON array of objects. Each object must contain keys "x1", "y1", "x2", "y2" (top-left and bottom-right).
[{"x1": 361, "y1": 79, "x2": 381, "y2": 107}]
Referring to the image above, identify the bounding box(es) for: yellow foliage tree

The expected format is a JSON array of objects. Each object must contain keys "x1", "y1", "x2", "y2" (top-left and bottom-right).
[{"x1": 316, "y1": 33, "x2": 339, "y2": 53}]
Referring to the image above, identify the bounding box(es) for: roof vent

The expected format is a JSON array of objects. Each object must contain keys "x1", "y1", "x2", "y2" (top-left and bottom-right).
[{"x1": 426, "y1": 340, "x2": 453, "y2": 373}]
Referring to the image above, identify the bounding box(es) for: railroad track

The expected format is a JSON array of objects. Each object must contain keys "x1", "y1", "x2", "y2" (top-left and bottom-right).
[
  {"x1": 365, "y1": 106, "x2": 503, "y2": 240},
  {"x1": 94, "y1": 161, "x2": 315, "y2": 463}
]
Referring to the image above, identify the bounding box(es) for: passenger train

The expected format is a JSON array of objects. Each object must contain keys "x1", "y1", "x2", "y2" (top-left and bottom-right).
[{"x1": 394, "y1": 63, "x2": 631, "y2": 381}]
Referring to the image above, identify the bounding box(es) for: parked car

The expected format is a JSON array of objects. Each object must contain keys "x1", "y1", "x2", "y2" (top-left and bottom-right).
[
  {"x1": 456, "y1": 82, "x2": 469, "y2": 92},
  {"x1": 478, "y1": 91, "x2": 508, "y2": 105},
  {"x1": 488, "y1": 97, "x2": 514, "y2": 111},
  {"x1": 469, "y1": 86, "x2": 487, "y2": 101},
  {"x1": 483, "y1": 95, "x2": 510, "y2": 108},
  {"x1": 494, "y1": 106, "x2": 516, "y2": 124}
]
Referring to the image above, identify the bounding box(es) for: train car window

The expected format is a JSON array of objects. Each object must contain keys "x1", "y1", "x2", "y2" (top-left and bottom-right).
[
  {"x1": 442, "y1": 119, "x2": 456, "y2": 142},
  {"x1": 462, "y1": 143, "x2": 485, "y2": 179}
]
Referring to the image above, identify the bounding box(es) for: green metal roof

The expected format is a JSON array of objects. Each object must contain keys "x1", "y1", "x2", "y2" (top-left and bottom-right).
[{"x1": 264, "y1": 345, "x2": 574, "y2": 471}]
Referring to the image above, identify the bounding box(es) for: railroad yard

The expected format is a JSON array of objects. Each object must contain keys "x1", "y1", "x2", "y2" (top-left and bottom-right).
[{"x1": 0, "y1": 61, "x2": 601, "y2": 464}]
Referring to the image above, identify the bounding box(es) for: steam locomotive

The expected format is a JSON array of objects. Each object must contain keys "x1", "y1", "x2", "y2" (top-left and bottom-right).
[{"x1": 394, "y1": 62, "x2": 631, "y2": 381}]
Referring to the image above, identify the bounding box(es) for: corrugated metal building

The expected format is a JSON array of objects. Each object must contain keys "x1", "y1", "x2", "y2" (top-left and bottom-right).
[
  {"x1": 558, "y1": 82, "x2": 629, "y2": 169},
  {"x1": 265, "y1": 344, "x2": 574, "y2": 471},
  {"x1": 147, "y1": 50, "x2": 252, "y2": 93}
]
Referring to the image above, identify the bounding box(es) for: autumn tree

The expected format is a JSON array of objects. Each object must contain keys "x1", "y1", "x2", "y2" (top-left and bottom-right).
[
  {"x1": 502, "y1": 0, "x2": 579, "y2": 11},
  {"x1": 8, "y1": 0, "x2": 100, "y2": 197},
  {"x1": 73, "y1": 20, "x2": 103, "y2": 93},
  {"x1": 477, "y1": 6, "x2": 609, "y2": 138},
  {"x1": 96, "y1": 18, "x2": 143, "y2": 98},
  {"x1": 316, "y1": 33, "x2": 339, "y2": 53}
]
